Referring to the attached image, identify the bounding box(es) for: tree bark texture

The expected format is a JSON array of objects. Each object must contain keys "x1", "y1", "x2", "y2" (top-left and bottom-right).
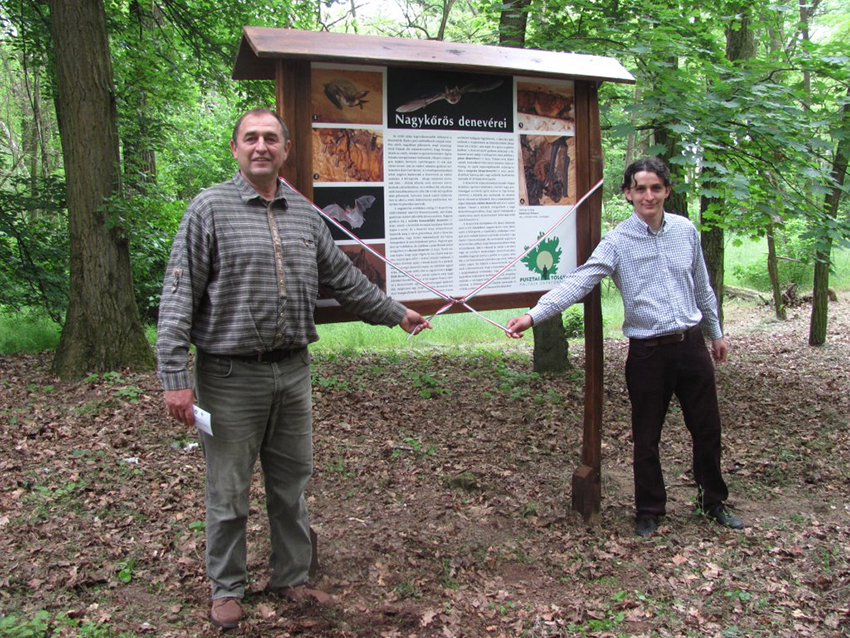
[
  {"x1": 532, "y1": 315, "x2": 571, "y2": 374},
  {"x1": 49, "y1": 0, "x2": 154, "y2": 378},
  {"x1": 700, "y1": 196, "x2": 724, "y2": 329},
  {"x1": 809, "y1": 89, "x2": 850, "y2": 345},
  {"x1": 498, "y1": 0, "x2": 532, "y2": 48},
  {"x1": 766, "y1": 222, "x2": 786, "y2": 320},
  {"x1": 653, "y1": 126, "x2": 688, "y2": 217},
  {"x1": 497, "y1": 0, "x2": 569, "y2": 372},
  {"x1": 698, "y1": 3, "x2": 756, "y2": 331}
]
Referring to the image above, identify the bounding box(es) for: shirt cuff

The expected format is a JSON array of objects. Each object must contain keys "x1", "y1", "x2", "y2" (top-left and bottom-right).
[
  {"x1": 527, "y1": 306, "x2": 552, "y2": 327},
  {"x1": 386, "y1": 300, "x2": 407, "y2": 326},
  {"x1": 705, "y1": 325, "x2": 723, "y2": 341},
  {"x1": 159, "y1": 369, "x2": 193, "y2": 391}
]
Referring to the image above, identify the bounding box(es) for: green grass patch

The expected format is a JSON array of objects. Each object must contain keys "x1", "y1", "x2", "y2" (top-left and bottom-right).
[
  {"x1": 4, "y1": 241, "x2": 846, "y2": 356},
  {"x1": 726, "y1": 236, "x2": 850, "y2": 292},
  {"x1": 0, "y1": 309, "x2": 60, "y2": 355}
]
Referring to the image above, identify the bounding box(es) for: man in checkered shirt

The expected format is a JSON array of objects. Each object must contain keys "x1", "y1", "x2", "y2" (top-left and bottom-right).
[
  {"x1": 507, "y1": 157, "x2": 743, "y2": 538},
  {"x1": 157, "y1": 109, "x2": 430, "y2": 629}
]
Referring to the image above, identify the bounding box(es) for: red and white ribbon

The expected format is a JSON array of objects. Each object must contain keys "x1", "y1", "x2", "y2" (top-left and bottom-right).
[{"x1": 280, "y1": 176, "x2": 604, "y2": 336}]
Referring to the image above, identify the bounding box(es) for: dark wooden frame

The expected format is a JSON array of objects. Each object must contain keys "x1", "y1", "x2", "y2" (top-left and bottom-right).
[{"x1": 234, "y1": 28, "x2": 633, "y2": 522}]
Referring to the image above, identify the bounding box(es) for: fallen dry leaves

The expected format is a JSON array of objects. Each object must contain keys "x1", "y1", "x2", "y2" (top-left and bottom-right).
[{"x1": 0, "y1": 299, "x2": 848, "y2": 636}]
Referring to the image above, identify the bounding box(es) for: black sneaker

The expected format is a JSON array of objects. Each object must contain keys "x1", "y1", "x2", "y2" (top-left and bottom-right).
[
  {"x1": 635, "y1": 516, "x2": 658, "y2": 537},
  {"x1": 706, "y1": 504, "x2": 744, "y2": 529}
]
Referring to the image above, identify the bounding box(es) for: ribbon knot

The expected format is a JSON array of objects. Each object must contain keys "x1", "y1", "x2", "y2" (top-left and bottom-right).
[{"x1": 279, "y1": 176, "x2": 604, "y2": 338}]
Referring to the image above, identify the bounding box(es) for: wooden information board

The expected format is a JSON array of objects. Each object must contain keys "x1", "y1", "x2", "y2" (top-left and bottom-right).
[{"x1": 233, "y1": 28, "x2": 634, "y2": 522}]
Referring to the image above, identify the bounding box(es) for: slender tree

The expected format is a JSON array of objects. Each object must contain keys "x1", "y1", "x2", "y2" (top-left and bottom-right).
[
  {"x1": 497, "y1": 0, "x2": 570, "y2": 372},
  {"x1": 810, "y1": 88, "x2": 850, "y2": 345},
  {"x1": 48, "y1": 0, "x2": 154, "y2": 378}
]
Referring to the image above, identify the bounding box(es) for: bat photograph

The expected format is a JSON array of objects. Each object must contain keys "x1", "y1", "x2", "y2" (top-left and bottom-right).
[
  {"x1": 317, "y1": 243, "x2": 388, "y2": 299},
  {"x1": 516, "y1": 81, "x2": 575, "y2": 134},
  {"x1": 312, "y1": 128, "x2": 383, "y2": 183},
  {"x1": 518, "y1": 134, "x2": 576, "y2": 207},
  {"x1": 395, "y1": 79, "x2": 504, "y2": 113},
  {"x1": 387, "y1": 67, "x2": 513, "y2": 133},
  {"x1": 313, "y1": 186, "x2": 385, "y2": 241},
  {"x1": 311, "y1": 67, "x2": 383, "y2": 125}
]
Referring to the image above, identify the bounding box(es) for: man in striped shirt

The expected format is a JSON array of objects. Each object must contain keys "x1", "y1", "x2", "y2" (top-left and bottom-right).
[
  {"x1": 157, "y1": 109, "x2": 429, "y2": 629},
  {"x1": 507, "y1": 157, "x2": 743, "y2": 537}
]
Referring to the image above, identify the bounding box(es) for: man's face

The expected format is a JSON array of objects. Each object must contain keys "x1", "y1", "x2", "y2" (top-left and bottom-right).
[
  {"x1": 623, "y1": 170, "x2": 670, "y2": 220},
  {"x1": 230, "y1": 112, "x2": 290, "y2": 187}
]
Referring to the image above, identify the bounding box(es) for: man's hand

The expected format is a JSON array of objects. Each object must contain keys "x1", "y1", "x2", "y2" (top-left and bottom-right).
[
  {"x1": 165, "y1": 388, "x2": 196, "y2": 426},
  {"x1": 399, "y1": 308, "x2": 432, "y2": 335},
  {"x1": 710, "y1": 337, "x2": 728, "y2": 364},
  {"x1": 506, "y1": 314, "x2": 534, "y2": 338}
]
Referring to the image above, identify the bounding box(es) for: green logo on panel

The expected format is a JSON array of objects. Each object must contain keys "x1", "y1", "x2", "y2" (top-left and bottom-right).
[{"x1": 521, "y1": 233, "x2": 562, "y2": 280}]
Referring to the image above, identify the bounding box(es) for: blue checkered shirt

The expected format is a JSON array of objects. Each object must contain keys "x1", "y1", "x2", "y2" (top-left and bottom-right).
[{"x1": 528, "y1": 212, "x2": 722, "y2": 340}]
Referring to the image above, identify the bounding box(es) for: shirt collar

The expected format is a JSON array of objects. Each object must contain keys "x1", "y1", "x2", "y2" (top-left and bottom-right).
[
  {"x1": 232, "y1": 171, "x2": 286, "y2": 204},
  {"x1": 629, "y1": 211, "x2": 668, "y2": 235}
]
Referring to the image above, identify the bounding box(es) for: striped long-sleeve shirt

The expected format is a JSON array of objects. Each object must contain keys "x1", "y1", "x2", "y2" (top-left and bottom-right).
[
  {"x1": 528, "y1": 212, "x2": 722, "y2": 340},
  {"x1": 156, "y1": 172, "x2": 405, "y2": 390}
]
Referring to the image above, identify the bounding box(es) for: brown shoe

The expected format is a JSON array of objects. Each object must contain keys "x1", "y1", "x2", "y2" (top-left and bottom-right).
[
  {"x1": 277, "y1": 585, "x2": 331, "y2": 604},
  {"x1": 210, "y1": 597, "x2": 243, "y2": 630}
]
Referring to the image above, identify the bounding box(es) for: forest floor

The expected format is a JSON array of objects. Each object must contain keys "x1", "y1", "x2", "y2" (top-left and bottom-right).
[{"x1": 1, "y1": 298, "x2": 849, "y2": 638}]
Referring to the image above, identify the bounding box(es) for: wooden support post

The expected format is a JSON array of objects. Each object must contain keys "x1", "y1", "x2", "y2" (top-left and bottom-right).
[
  {"x1": 572, "y1": 82, "x2": 604, "y2": 523},
  {"x1": 276, "y1": 59, "x2": 313, "y2": 198}
]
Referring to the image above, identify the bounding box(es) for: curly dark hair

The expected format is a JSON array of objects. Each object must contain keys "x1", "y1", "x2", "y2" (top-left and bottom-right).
[{"x1": 621, "y1": 157, "x2": 671, "y2": 192}]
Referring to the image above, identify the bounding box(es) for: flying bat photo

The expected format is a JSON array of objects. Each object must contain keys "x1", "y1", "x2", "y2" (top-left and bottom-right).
[
  {"x1": 387, "y1": 67, "x2": 513, "y2": 132},
  {"x1": 322, "y1": 195, "x2": 376, "y2": 230},
  {"x1": 313, "y1": 186, "x2": 386, "y2": 242},
  {"x1": 395, "y1": 79, "x2": 504, "y2": 113}
]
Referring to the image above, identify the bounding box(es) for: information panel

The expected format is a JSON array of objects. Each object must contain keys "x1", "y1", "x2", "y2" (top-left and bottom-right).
[{"x1": 310, "y1": 63, "x2": 578, "y2": 306}]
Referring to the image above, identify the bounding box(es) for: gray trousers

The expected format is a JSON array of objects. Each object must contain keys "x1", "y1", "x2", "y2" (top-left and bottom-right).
[{"x1": 195, "y1": 349, "x2": 313, "y2": 599}]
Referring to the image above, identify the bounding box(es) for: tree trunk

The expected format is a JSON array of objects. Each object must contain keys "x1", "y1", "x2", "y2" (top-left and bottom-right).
[
  {"x1": 766, "y1": 221, "x2": 786, "y2": 320},
  {"x1": 532, "y1": 315, "x2": 571, "y2": 374},
  {"x1": 809, "y1": 249, "x2": 830, "y2": 345},
  {"x1": 700, "y1": 196, "x2": 724, "y2": 329},
  {"x1": 498, "y1": 0, "x2": 569, "y2": 370},
  {"x1": 698, "y1": 3, "x2": 756, "y2": 330},
  {"x1": 653, "y1": 126, "x2": 687, "y2": 217},
  {"x1": 809, "y1": 89, "x2": 850, "y2": 345},
  {"x1": 625, "y1": 85, "x2": 640, "y2": 168},
  {"x1": 436, "y1": 0, "x2": 456, "y2": 41},
  {"x1": 49, "y1": 0, "x2": 154, "y2": 379},
  {"x1": 498, "y1": 0, "x2": 532, "y2": 47}
]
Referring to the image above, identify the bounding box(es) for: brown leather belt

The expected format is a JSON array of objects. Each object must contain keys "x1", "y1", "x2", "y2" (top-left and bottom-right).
[
  {"x1": 226, "y1": 348, "x2": 304, "y2": 363},
  {"x1": 632, "y1": 325, "x2": 698, "y2": 347}
]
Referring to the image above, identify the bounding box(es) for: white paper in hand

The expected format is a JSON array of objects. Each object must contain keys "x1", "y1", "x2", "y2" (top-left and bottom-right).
[{"x1": 193, "y1": 405, "x2": 212, "y2": 436}]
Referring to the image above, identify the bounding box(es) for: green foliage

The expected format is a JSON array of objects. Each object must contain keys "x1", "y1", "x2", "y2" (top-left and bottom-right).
[
  {"x1": 117, "y1": 559, "x2": 135, "y2": 584},
  {"x1": 0, "y1": 177, "x2": 69, "y2": 324},
  {"x1": 0, "y1": 308, "x2": 61, "y2": 355},
  {"x1": 732, "y1": 221, "x2": 818, "y2": 290},
  {"x1": 188, "y1": 520, "x2": 205, "y2": 532},
  {"x1": 562, "y1": 306, "x2": 583, "y2": 339},
  {"x1": 113, "y1": 385, "x2": 143, "y2": 404},
  {"x1": 0, "y1": 610, "x2": 122, "y2": 638},
  {"x1": 411, "y1": 371, "x2": 450, "y2": 398},
  {"x1": 0, "y1": 610, "x2": 50, "y2": 638},
  {"x1": 112, "y1": 189, "x2": 183, "y2": 323}
]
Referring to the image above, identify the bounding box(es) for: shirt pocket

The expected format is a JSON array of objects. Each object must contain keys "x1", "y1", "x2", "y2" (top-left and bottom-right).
[{"x1": 282, "y1": 237, "x2": 319, "y2": 299}]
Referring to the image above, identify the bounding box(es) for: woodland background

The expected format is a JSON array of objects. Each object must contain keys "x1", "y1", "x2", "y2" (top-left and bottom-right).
[
  {"x1": 0, "y1": 0, "x2": 848, "y2": 373},
  {"x1": 0, "y1": 1, "x2": 849, "y2": 637}
]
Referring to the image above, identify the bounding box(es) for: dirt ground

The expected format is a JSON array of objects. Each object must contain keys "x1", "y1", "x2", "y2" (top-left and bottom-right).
[{"x1": 1, "y1": 299, "x2": 849, "y2": 637}]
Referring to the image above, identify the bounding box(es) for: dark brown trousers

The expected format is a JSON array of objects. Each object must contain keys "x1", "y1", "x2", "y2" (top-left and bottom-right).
[{"x1": 625, "y1": 325, "x2": 729, "y2": 518}]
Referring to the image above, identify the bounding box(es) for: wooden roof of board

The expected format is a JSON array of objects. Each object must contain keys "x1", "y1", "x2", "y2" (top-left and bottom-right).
[{"x1": 232, "y1": 27, "x2": 635, "y2": 84}]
